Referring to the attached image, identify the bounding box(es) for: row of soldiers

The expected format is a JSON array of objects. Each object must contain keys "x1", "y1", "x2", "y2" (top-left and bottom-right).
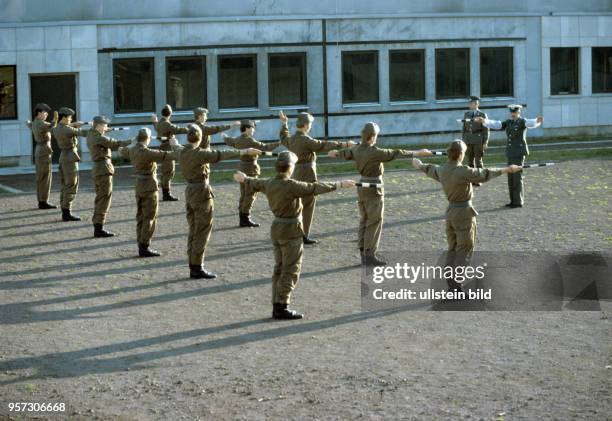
[{"x1": 27, "y1": 100, "x2": 542, "y2": 319}]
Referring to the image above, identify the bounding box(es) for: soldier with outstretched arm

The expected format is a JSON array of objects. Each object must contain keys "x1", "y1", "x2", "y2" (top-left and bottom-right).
[
  {"x1": 461, "y1": 95, "x2": 489, "y2": 185},
  {"x1": 223, "y1": 119, "x2": 280, "y2": 227},
  {"x1": 26, "y1": 103, "x2": 58, "y2": 209},
  {"x1": 475, "y1": 104, "x2": 544, "y2": 208},
  {"x1": 328, "y1": 122, "x2": 432, "y2": 266},
  {"x1": 412, "y1": 140, "x2": 522, "y2": 292},
  {"x1": 278, "y1": 110, "x2": 356, "y2": 245},
  {"x1": 192, "y1": 107, "x2": 239, "y2": 150},
  {"x1": 233, "y1": 151, "x2": 355, "y2": 320}
]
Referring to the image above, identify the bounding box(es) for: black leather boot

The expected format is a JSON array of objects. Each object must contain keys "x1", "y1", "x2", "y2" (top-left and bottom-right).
[
  {"x1": 139, "y1": 243, "x2": 161, "y2": 257},
  {"x1": 239, "y1": 213, "x2": 260, "y2": 227},
  {"x1": 303, "y1": 236, "x2": 318, "y2": 245},
  {"x1": 272, "y1": 303, "x2": 304, "y2": 320},
  {"x1": 62, "y1": 208, "x2": 81, "y2": 222},
  {"x1": 93, "y1": 223, "x2": 116, "y2": 238},
  {"x1": 189, "y1": 265, "x2": 217, "y2": 279},
  {"x1": 38, "y1": 201, "x2": 57, "y2": 209},
  {"x1": 162, "y1": 189, "x2": 179, "y2": 202},
  {"x1": 363, "y1": 251, "x2": 386, "y2": 267}
]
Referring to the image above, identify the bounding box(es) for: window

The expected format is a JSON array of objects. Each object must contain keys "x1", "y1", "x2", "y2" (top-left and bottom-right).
[
  {"x1": 166, "y1": 57, "x2": 206, "y2": 110},
  {"x1": 342, "y1": 51, "x2": 379, "y2": 104},
  {"x1": 550, "y1": 48, "x2": 580, "y2": 95},
  {"x1": 218, "y1": 54, "x2": 258, "y2": 109},
  {"x1": 268, "y1": 53, "x2": 307, "y2": 107},
  {"x1": 0, "y1": 65, "x2": 17, "y2": 120},
  {"x1": 113, "y1": 58, "x2": 155, "y2": 113},
  {"x1": 592, "y1": 47, "x2": 612, "y2": 93},
  {"x1": 480, "y1": 47, "x2": 514, "y2": 97},
  {"x1": 435, "y1": 48, "x2": 470, "y2": 99},
  {"x1": 389, "y1": 50, "x2": 425, "y2": 102}
]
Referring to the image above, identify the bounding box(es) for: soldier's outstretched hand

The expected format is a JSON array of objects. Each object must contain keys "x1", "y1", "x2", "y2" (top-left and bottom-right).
[
  {"x1": 233, "y1": 171, "x2": 247, "y2": 183},
  {"x1": 150, "y1": 114, "x2": 158, "y2": 123},
  {"x1": 339, "y1": 180, "x2": 356, "y2": 188},
  {"x1": 328, "y1": 150, "x2": 339, "y2": 158},
  {"x1": 536, "y1": 116, "x2": 544, "y2": 124},
  {"x1": 52, "y1": 110, "x2": 59, "y2": 121},
  {"x1": 345, "y1": 140, "x2": 357, "y2": 147},
  {"x1": 509, "y1": 164, "x2": 522, "y2": 173},
  {"x1": 242, "y1": 148, "x2": 261, "y2": 156},
  {"x1": 414, "y1": 149, "x2": 432, "y2": 157},
  {"x1": 279, "y1": 111, "x2": 288, "y2": 123},
  {"x1": 474, "y1": 117, "x2": 485, "y2": 124},
  {"x1": 412, "y1": 158, "x2": 423, "y2": 169}
]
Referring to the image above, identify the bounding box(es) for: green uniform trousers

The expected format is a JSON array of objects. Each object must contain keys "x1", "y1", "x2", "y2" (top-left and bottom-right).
[
  {"x1": 35, "y1": 152, "x2": 52, "y2": 203},
  {"x1": 93, "y1": 175, "x2": 113, "y2": 225},
  {"x1": 301, "y1": 195, "x2": 316, "y2": 236},
  {"x1": 136, "y1": 191, "x2": 159, "y2": 247},
  {"x1": 272, "y1": 236, "x2": 304, "y2": 305},
  {"x1": 466, "y1": 144, "x2": 485, "y2": 169},
  {"x1": 507, "y1": 156, "x2": 525, "y2": 205},
  {"x1": 358, "y1": 195, "x2": 384, "y2": 253},
  {"x1": 159, "y1": 142, "x2": 174, "y2": 190},
  {"x1": 186, "y1": 191, "x2": 214, "y2": 266},
  {"x1": 59, "y1": 161, "x2": 79, "y2": 210},
  {"x1": 239, "y1": 181, "x2": 258, "y2": 214},
  {"x1": 445, "y1": 210, "x2": 477, "y2": 266}
]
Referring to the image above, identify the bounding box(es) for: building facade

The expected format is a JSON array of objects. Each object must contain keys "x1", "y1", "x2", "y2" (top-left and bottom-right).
[{"x1": 0, "y1": 0, "x2": 611, "y2": 166}]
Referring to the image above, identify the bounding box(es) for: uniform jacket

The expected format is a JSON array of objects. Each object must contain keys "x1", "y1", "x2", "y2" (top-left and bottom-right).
[
  {"x1": 120, "y1": 142, "x2": 179, "y2": 193},
  {"x1": 53, "y1": 123, "x2": 88, "y2": 163},
  {"x1": 224, "y1": 133, "x2": 280, "y2": 176},
  {"x1": 30, "y1": 118, "x2": 56, "y2": 158},
  {"x1": 86, "y1": 130, "x2": 131, "y2": 176},
  {"x1": 462, "y1": 110, "x2": 490, "y2": 145}
]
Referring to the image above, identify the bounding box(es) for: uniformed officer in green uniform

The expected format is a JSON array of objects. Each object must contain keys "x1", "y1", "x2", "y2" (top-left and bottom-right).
[
  {"x1": 87, "y1": 116, "x2": 132, "y2": 238},
  {"x1": 27, "y1": 103, "x2": 58, "y2": 209},
  {"x1": 278, "y1": 110, "x2": 355, "y2": 244},
  {"x1": 223, "y1": 119, "x2": 280, "y2": 227},
  {"x1": 52, "y1": 107, "x2": 88, "y2": 221},
  {"x1": 477, "y1": 105, "x2": 544, "y2": 208},
  {"x1": 179, "y1": 124, "x2": 261, "y2": 279},
  {"x1": 192, "y1": 107, "x2": 239, "y2": 150},
  {"x1": 329, "y1": 122, "x2": 432, "y2": 266},
  {"x1": 119, "y1": 128, "x2": 181, "y2": 257},
  {"x1": 151, "y1": 104, "x2": 189, "y2": 201},
  {"x1": 412, "y1": 140, "x2": 521, "y2": 291},
  {"x1": 233, "y1": 151, "x2": 355, "y2": 320},
  {"x1": 461, "y1": 96, "x2": 489, "y2": 186}
]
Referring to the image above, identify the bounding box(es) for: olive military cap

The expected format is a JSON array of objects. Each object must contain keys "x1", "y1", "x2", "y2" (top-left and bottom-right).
[
  {"x1": 136, "y1": 128, "x2": 151, "y2": 141},
  {"x1": 34, "y1": 103, "x2": 51, "y2": 112},
  {"x1": 58, "y1": 107, "x2": 75, "y2": 116},
  {"x1": 508, "y1": 104, "x2": 523, "y2": 112},
  {"x1": 240, "y1": 119, "x2": 256, "y2": 129},
  {"x1": 468, "y1": 95, "x2": 480, "y2": 102},
  {"x1": 296, "y1": 112, "x2": 314, "y2": 127},
  {"x1": 193, "y1": 107, "x2": 209, "y2": 117},
  {"x1": 276, "y1": 150, "x2": 298, "y2": 165},
  {"x1": 93, "y1": 115, "x2": 111, "y2": 125}
]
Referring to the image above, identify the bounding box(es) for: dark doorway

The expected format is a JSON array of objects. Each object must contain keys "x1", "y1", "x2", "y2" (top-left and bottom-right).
[{"x1": 29, "y1": 74, "x2": 77, "y2": 164}]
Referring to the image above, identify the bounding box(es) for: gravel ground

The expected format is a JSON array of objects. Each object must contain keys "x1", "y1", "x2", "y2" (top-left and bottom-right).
[{"x1": 0, "y1": 158, "x2": 610, "y2": 420}]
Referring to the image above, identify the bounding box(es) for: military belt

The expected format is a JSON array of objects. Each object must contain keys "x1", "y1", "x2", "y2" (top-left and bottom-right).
[
  {"x1": 359, "y1": 176, "x2": 383, "y2": 185},
  {"x1": 273, "y1": 216, "x2": 302, "y2": 224},
  {"x1": 447, "y1": 200, "x2": 472, "y2": 209}
]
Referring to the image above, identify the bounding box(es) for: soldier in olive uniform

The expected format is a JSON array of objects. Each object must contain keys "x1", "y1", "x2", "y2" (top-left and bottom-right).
[
  {"x1": 179, "y1": 124, "x2": 261, "y2": 279},
  {"x1": 278, "y1": 111, "x2": 355, "y2": 244},
  {"x1": 234, "y1": 151, "x2": 355, "y2": 320},
  {"x1": 151, "y1": 104, "x2": 189, "y2": 201},
  {"x1": 223, "y1": 119, "x2": 280, "y2": 227},
  {"x1": 412, "y1": 140, "x2": 521, "y2": 291},
  {"x1": 461, "y1": 96, "x2": 490, "y2": 186},
  {"x1": 329, "y1": 122, "x2": 432, "y2": 266},
  {"x1": 87, "y1": 116, "x2": 132, "y2": 238},
  {"x1": 119, "y1": 128, "x2": 181, "y2": 257},
  {"x1": 192, "y1": 107, "x2": 239, "y2": 150},
  {"x1": 52, "y1": 107, "x2": 88, "y2": 221},
  {"x1": 477, "y1": 105, "x2": 543, "y2": 208},
  {"x1": 27, "y1": 103, "x2": 58, "y2": 209}
]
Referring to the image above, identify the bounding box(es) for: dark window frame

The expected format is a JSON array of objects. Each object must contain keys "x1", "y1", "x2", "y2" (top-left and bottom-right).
[
  {"x1": 217, "y1": 53, "x2": 258, "y2": 110},
  {"x1": 388, "y1": 49, "x2": 426, "y2": 102},
  {"x1": 0, "y1": 64, "x2": 17, "y2": 120},
  {"x1": 165, "y1": 55, "x2": 207, "y2": 111},
  {"x1": 341, "y1": 50, "x2": 380, "y2": 104},
  {"x1": 267, "y1": 52, "x2": 308, "y2": 107},
  {"x1": 112, "y1": 57, "x2": 156, "y2": 114},
  {"x1": 592, "y1": 47, "x2": 612, "y2": 94},
  {"x1": 435, "y1": 48, "x2": 471, "y2": 100},
  {"x1": 550, "y1": 47, "x2": 580, "y2": 96},
  {"x1": 479, "y1": 47, "x2": 514, "y2": 98}
]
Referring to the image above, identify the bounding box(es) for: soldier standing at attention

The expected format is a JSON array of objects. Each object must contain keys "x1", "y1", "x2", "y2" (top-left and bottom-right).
[
  {"x1": 52, "y1": 107, "x2": 88, "y2": 221},
  {"x1": 234, "y1": 151, "x2": 355, "y2": 320},
  {"x1": 476, "y1": 105, "x2": 543, "y2": 208},
  {"x1": 151, "y1": 104, "x2": 189, "y2": 201},
  {"x1": 328, "y1": 122, "x2": 432, "y2": 266},
  {"x1": 27, "y1": 103, "x2": 58, "y2": 209},
  {"x1": 87, "y1": 116, "x2": 132, "y2": 238},
  {"x1": 223, "y1": 120, "x2": 280, "y2": 227},
  {"x1": 119, "y1": 128, "x2": 181, "y2": 257},
  {"x1": 461, "y1": 96, "x2": 489, "y2": 186},
  {"x1": 278, "y1": 110, "x2": 355, "y2": 244},
  {"x1": 412, "y1": 140, "x2": 521, "y2": 291},
  {"x1": 192, "y1": 107, "x2": 239, "y2": 150},
  {"x1": 180, "y1": 124, "x2": 261, "y2": 279}
]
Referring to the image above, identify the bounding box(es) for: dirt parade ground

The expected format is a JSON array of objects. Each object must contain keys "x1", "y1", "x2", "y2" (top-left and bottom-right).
[{"x1": 0, "y1": 158, "x2": 610, "y2": 420}]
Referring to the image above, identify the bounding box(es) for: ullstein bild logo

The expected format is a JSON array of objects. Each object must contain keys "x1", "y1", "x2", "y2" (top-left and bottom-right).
[{"x1": 361, "y1": 251, "x2": 611, "y2": 311}]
